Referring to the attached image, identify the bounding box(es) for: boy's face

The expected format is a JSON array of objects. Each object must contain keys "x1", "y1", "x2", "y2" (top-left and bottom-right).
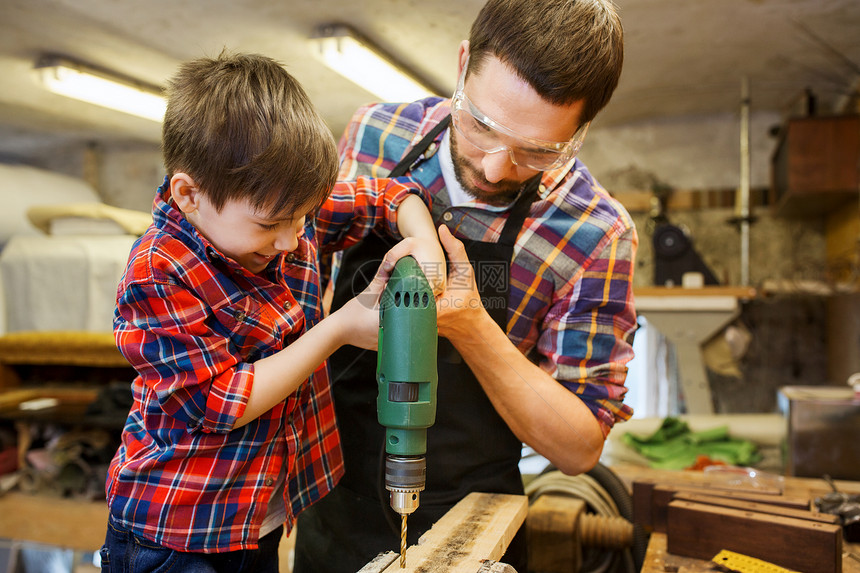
[{"x1": 185, "y1": 190, "x2": 311, "y2": 275}]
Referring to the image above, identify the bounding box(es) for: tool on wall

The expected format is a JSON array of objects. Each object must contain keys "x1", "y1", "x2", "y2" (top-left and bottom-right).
[
  {"x1": 652, "y1": 223, "x2": 720, "y2": 287},
  {"x1": 376, "y1": 256, "x2": 438, "y2": 568}
]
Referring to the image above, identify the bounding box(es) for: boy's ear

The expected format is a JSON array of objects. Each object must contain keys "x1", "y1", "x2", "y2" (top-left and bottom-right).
[{"x1": 170, "y1": 173, "x2": 201, "y2": 214}]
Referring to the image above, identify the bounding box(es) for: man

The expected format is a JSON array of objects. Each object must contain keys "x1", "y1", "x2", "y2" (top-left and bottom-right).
[{"x1": 293, "y1": 0, "x2": 637, "y2": 570}]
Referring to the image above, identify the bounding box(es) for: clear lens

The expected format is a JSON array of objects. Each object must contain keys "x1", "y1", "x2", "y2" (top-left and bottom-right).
[{"x1": 451, "y1": 92, "x2": 584, "y2": 171}]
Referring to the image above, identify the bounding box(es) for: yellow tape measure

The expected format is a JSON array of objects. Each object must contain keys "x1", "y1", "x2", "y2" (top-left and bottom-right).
[{"x1": 711, "y1": 550, "x2": 799, "y2": 573}]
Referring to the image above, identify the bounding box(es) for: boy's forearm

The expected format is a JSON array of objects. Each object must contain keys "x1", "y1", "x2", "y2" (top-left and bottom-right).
[
  {"x1": 396, "y1": 194, "x2": 437, "y2": 241},
  {"x1": 234, "y1": 314, "x2": 346, "y2": 428}
]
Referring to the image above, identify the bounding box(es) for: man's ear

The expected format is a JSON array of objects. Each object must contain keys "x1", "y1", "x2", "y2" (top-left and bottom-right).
[
  {"x1": 170, "y1": 173, "x2": 201, "y2": 215},
  {"x1": 457, "y1": 40, "x2": 470, "y2": 78}
]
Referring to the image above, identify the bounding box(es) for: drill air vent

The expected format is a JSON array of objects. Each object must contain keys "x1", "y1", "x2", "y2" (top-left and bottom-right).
[{"x1": 392, "y1": 291, "x2": 431, "y2": 308}]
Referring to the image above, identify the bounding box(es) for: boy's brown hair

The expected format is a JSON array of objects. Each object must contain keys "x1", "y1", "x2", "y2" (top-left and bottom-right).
[
  {"x1": 468, "y1": 0, "x2": 624, "y2": 125},
  {"x1": 162, "y1": 51, "x2": 337, "y2": 217}
]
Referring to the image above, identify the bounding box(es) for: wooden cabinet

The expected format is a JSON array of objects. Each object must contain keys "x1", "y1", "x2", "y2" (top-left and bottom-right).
[{"x1": 771, "y1": 115, "x2": 860, "y2": 217}]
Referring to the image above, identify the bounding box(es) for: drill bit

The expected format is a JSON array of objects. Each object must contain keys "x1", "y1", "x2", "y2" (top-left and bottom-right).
[{"x1": 400, "y1": 514, "x2": 407, "y2": 568}]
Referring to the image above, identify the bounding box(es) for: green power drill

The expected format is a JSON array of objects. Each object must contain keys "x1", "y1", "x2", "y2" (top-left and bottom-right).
[{"x1": 376, "y1": 255, "x2": 438, "y2": 567}]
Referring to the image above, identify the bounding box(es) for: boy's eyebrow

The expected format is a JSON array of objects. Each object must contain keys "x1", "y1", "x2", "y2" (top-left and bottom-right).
[{"x1": 251, "y1": 210, "x2": 293, "y2": 224}]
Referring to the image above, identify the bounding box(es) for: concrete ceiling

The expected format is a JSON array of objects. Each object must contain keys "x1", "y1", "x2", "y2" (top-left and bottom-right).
[{"x1": 1, "y1": 0, "x2": 859, "y2": 160}]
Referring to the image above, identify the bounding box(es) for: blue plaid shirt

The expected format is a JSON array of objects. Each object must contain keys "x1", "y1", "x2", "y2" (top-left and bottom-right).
[{"x1": 337, "y1": 98, "x2": 638, "y2": 433}]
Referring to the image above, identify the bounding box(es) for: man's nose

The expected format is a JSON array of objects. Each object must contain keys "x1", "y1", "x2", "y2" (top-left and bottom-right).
[{"x1": 481, "y1": 147, "x2": 517, "y2": 182}]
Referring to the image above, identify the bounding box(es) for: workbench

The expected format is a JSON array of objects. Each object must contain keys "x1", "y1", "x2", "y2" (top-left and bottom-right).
[{"x1": 610, "y1": 464, "x2": 860, "y2": 573}]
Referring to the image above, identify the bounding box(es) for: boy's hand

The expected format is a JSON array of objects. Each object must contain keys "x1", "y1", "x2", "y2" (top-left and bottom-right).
[
  {"x1": 387, "y1": 236, "x2": 447, "y2": 297},
  {"x1": 336, "y1": 249, "x2": 399, "y2": 351}
]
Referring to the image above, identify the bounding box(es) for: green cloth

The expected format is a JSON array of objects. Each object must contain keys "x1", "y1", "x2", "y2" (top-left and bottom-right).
[{"x1": 621, "y1": 417, "x2": 760, "y2": 470}]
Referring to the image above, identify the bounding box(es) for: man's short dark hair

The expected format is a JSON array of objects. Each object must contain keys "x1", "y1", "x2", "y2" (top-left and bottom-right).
[
  {"x1": 468, "y1": 0, "x2": 624, "y2": 125},
  {"x1": 162, "y1": 51, "x2": 337, "y2": 217}
]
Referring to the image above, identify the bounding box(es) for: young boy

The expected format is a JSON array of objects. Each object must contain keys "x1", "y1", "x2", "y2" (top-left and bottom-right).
[{"x1": 99, "y1": 52, "x2": 442, "y2": 572}]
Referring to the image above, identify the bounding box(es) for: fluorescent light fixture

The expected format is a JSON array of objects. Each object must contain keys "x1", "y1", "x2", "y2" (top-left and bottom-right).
[
  {"x1": 310, "y1": 25, "x2": 440, "y2": 102},
  {"x1": 35, "y1": 56, "x2": 166, "y2": 122}
]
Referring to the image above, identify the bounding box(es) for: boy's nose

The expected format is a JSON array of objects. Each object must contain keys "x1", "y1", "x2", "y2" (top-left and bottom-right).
[{"x1": 273, "y1": 230, "x2": 299, "y2": 253}]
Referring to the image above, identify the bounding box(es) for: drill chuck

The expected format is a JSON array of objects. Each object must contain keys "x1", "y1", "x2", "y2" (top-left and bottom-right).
[{"x1": 385, "y1": 455, "x2": 425, "y2": 515}]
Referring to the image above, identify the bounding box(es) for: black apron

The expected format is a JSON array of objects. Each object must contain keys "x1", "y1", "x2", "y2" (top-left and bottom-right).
[{"x1": 293, "y1": 117, "x2": 535, "y2": 573}]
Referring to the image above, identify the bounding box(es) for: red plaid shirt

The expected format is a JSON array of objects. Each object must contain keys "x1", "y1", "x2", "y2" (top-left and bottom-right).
[{"x1": 106, "y1": 176, "x2": 423, "y2": 552}]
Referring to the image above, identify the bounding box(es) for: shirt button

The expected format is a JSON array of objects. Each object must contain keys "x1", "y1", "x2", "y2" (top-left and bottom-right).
[
  {"x1": 286, "y1": 253, "x2": 295, "y2": 262},
  {"x1": 265, "y1": 477, "x2": 274, "y2": 486},
  {"x1": 442, "y1": 212, "x2": 453, "y2": 222},
  {"x1": 234, "y1": 310, "x2": 246, "y2": 321},
  {"x1": 283, "y1": 300, "x2": 292, "y2": 311}
]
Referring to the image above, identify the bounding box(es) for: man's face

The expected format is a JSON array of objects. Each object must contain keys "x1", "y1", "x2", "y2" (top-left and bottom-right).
[{"x1": 449, "y1": 55, "x2": 587, "y2": 206}]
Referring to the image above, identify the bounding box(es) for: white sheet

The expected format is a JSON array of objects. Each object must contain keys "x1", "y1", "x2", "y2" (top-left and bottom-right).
[{"x1": 0, "y1": 234, "x2": 137, "y2": 334}]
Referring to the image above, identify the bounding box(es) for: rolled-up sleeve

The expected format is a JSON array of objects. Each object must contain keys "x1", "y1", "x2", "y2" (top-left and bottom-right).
[
  {"x1": 315, "y1": 175, "x2": 430, "y2": 252},
  {"x1": 536, "y1": 221, "x2": 638, "y2": 435}
]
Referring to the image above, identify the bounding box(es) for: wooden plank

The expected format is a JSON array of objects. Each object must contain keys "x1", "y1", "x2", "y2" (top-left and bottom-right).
[
  {"x1": 372, "y1": 492, "x2": 528, "y2": 573},
  {"x1": 666, "y1": 500, "x2": 843, "y2": 573},
  {"x1": 672, "y1": 491, "x2": 838, "y2": 524},
  {"x1": 643, "y1": 532, "x2": 860, "y2": 573},
  {"x1": 632, "y1": 480, "x2": 656, "y2": 528},
  {"x1": 634, "y1": 286, "x2": 757, "y2": 299},
  {"x1": 650, "y1": 483, "x2": 811, "y2": 533}
]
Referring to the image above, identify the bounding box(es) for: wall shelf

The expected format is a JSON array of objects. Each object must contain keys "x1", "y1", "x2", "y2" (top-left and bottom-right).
[{"x1": 770, "y1": 115, "x2": 860, "y2": 218}]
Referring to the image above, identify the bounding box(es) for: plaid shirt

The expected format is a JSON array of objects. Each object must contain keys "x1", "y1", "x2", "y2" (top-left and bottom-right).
[
  {"x1": 338, "y1": 98, "x2": 638, "y2": 434},
  {"x1": 107, "y1": 176, "x2": 421, "y2": 552}
]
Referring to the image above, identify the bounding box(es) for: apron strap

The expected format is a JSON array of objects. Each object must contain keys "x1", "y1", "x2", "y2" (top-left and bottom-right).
[
  {"x1": 389, "y1": 115, "x2": 452, "y2": 178},
  {"x1": 390, "y1": 110, "x2": 535, "y2": 257},
  {"x1": 497, "y1": 175, "x2": 539, "y2": 247}
]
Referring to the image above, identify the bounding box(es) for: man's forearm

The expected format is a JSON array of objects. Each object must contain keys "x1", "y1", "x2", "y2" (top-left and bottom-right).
[{"x1": 445, "y1": 309, "x2": 605, "y2": 475}]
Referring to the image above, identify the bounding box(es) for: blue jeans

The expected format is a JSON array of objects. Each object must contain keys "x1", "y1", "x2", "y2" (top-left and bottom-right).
[{"x1": 99, "y1": 516, "x2": 282, "y2": 573}]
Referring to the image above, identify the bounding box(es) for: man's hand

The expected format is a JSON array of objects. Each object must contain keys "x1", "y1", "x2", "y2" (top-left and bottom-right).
[
  {"x1": 398, "y1": 235, "x2": 447, "y2": 298},
  {"x1": 436, "y1": 224, "x2": 488, "y2": 339},
  {"x1": 395, "y1": 194, "x2": 447, "y2": 297}
]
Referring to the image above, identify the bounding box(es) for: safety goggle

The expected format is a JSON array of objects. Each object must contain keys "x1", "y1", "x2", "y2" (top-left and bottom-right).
[{"x1": 450, "y1": 59, "x2": 589, "y2": 171}]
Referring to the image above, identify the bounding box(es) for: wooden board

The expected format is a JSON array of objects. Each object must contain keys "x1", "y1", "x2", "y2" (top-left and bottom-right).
[
  {"x1": 364, "y1": 492, "x2": 528, "y2": 573},
  {"x1": 666, "y1": 500, "x2": 843, "y2": 573},
  {"x1": 671, "y1": 491, "x2": 838, "y2": 524},
  {"x1": 646, "y1": 483, "x2": 811, "y2": 533},
  {"x1": 613, "y1": 465, "x2": 860, "y2": 573}
]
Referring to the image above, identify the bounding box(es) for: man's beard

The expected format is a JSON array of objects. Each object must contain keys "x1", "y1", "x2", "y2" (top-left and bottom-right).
[{"x1": 449, "y1": 132, "x2": 524, "y2": 207}]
